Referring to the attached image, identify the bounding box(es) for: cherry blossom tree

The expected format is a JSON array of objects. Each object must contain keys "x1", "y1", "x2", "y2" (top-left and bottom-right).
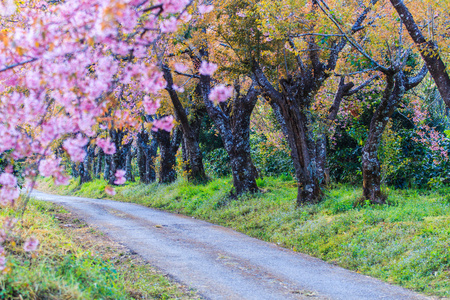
[{"x1": 0, "y1": 0, "x2": 198, "y2": 272}]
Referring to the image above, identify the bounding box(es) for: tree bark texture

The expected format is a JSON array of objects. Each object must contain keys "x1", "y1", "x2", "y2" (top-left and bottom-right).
[
  {"x1": 253, "y1": 64, "x2": 326, "y2": 204},
  {"x1": 108, "y1": 130, "x2": 126, "y2": 185},
  {"x1": 196, "y1": 48, "x2": 259, "y2": 195},
  {"x1": 94, "y1": 149, "x2": 104, "y2": 178},
  {"x1": 362, "y1": 66, "x2": 427, "y2": 203},
  {"x1": 104, "y1": 155, "x2": 111, "y2": 182},
  {"x1": 154, "y1": 126, "x2": 182, "y2": 184},
  {"x1": 163, "y1": 65, "x2": 208, "y2": 183},
  {"x1": 125, "y1": 143, "x2": 135, "y2": 182},
  {"x1": 137, "y1": 131, "x2": 158, "y2": 184},
  {"x1": 79, "y1": 144, "x2": 95, "y2": 184}
]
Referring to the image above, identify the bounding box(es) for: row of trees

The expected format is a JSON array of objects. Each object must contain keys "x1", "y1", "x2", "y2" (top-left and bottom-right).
[{"x1": 1, "y1": 0, "x2": 450, "y2": 208}]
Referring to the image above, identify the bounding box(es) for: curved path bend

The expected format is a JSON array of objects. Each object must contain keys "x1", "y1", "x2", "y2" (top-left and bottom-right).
[{"x1": 32, "y1": 191, "x2": 431, "y2": 300}]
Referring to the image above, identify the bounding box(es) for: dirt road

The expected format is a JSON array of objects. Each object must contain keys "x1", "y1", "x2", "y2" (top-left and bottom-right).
[{"x1": 32, "y1": 191, "x2": 430, "y2": 300}]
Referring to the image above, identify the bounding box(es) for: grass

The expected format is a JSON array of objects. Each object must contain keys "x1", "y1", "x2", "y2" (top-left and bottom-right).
[
  {"x1": 0, "y1": 198, "x2": 199, "y2": 299},
  {"x1": 38, "y1": 176, "x2": 450, "y2": 298}
]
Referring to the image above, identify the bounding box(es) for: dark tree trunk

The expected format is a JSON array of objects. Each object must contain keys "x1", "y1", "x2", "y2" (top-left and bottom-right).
[
  {"x1": 229, "y1": 91, "x2": 260, "y2": 195},
  {"x1": 146, "y1": 138, "x2": 158, "y2": 183},
  {"x1": 80, "y1": 144, "x2": 95, "y2": 184},
  {"x1": 362, "y1": 74, "x2": 400, "y2": 204},
  {"x1": 196, "y1": 48, "x2": 259, "y2": 195},
  {"x1": 137, "y1": 131, "x2": 158, "y2": 184},
  {"x1": 71, "y1": 163, "x2": 79, "y2": 178},
  {"x1": 253, "y1": 65, "x2": 325, "y2": 204},
  {"x1": 137, "y1": 132, "x2": 146, "y2": 182},
  {"x1": 125, "y1": 145, "x2": 135, "y2": 182},
  {"x1": 154, "y1": 126, "x2": 182, "y2": 184},
  {"x1": 362, "y1": 66, "x2": 427, "y2": 204},
  {"x1": 162, "y1": 65, "x2": 208, "y2": 183},
  {"x1": 108, "y1": 130, "x2": 124, "y2": 185},
  {"x1": 104, "y1": 155, "x2": 111, "y2": 182},
  {"x1": 389, "y1": 0, "x2": 450, "y2": 107},
  {"x1": 95, "y1": 149, "x2": 104, "y2": 178}
]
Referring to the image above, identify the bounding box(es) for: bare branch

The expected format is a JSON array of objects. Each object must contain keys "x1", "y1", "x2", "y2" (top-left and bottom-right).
[{"x1": 0, "y1": 58, "x2": 38, "y2": 73}]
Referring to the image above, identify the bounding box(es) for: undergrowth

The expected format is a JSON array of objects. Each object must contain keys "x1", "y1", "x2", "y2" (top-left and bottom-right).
[
  {"x1": 0, "y1": 199, "x2": 197, "y2": 299},
  {"x1": 39, "y1": 177, "x2": 450, "y2": 298}
]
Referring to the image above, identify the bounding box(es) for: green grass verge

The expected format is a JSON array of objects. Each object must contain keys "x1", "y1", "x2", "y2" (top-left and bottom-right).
[
  {"x1": 38, "y1": 176, "x2": 450, "y2": 297},
  {"x1": 0, "y1": 199, "x2": 197, "y2": 299}
]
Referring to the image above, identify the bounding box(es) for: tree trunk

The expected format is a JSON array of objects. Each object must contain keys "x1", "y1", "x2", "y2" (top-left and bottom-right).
[
  {"x1": 95, "y1": 149, "x2": 104, "y2": 178},
  {"x1": 162, "y1": 65, "x2": 208, "y2": 183},
  {"x1": 362, "y1": 74, "x2": 401, "y2": 204},
  {"x1": 137, "y1": 131, "x2": 158, "y2": 184},
  {"x1": 80, "y1": 144, "x2": 95, "y2": 184},
  {"x1": 125, "y1": 146, "x2": 135, "y2": 182},
  {"x1": 108, "y1": 130, "x2": 124, "y2": 185},
  {"x1": 71, "y1": 163, "x2": 79, "y2": 178},
  {"x1": 154, "y1": 126, "x2": 182, "y2": 184},
  {"x1": 253, "y1": 65, "x2": 325, "y2": 204},
  {"x1": 104, "y1": 155, "x2": 111, "y2": 182},
  {"x1": 197, "y1": 58, "x2": 259, "y2": 195},
  {"x1": 146, "y1": 138, "x2": 158, "y2": 183}
]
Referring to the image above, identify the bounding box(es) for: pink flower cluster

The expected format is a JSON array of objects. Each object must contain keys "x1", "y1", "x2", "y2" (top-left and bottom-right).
[
  {"x1": 0, "y1": 217, "x2": 18, "y2": 271},
  {"x1": 199, "y1": 61, "x2": 218, "y2": 76},
  {"x1": 97, "y1": 138, "x2": 116, "y2": 155},
  {"x1": 23, "y1": 236, "x2": 39, "y2": 252},
  {"x1": 209, "y1": 85, "x2": 233, "y2": 104},
  {"x1": 0, "y1": 0, "x2": 202, "y2": 275},
  {"x1": 0, "y1": 248, "x2": 5, "y2": 271},
  {"x1": 105, "y1": 186, "x2": 116, "y2": 196},
  {"x1": 198, "y1": 5, "x2": 214, "y2": 14},
  {"x1": 152, "y1": 115, "x2": 175, "y2": 132},
  {"x1": 143, "y1": 96, "x2": 161, "y2": 115},
  {"x1": 114, "y1": 170, "x2": 126, "y2": 185},
  {"x1": 160, "y1": 17, "x2": 178, "y2": 33},
  {"x1": 38, "y1": 157, "x2": 70, "y2": 186},
  {"x1": 63, "y1": 134, "x2": 88, "y2": 162},
  {"x1": 0, "y1": 168, "x2": 19, "y2": 206}
]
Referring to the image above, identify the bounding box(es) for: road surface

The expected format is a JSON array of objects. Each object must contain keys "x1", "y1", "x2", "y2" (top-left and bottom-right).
[{"x1": 31, "y1": 191, "x2": 431, "y2": 300}]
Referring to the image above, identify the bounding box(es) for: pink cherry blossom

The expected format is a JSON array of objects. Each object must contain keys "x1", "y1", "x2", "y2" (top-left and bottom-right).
[
  {"x1": 174, "y1": 63, "x2": 188, "y2": 73},
  {"x1": 0, "y1": 172, "x2": 17, "y2": 187},
  {"x1": 97, "y1": 138, "x2": 116, "y2": 155},
  {"x1": 199, "y1": 61, "x2": 218, "y2": 76},
  {"x1": 179, "y1": 12, "x2": 192, "y2": 22},
  {"x1": 0, "y1": 186, "x2": 20, "y2": 206},
  {"x1": 0, "y1": 0, "x2": 15, "y2": 17},
  {"x1": 0, "y1": 253, "x2": 5, "y2": 271},
  {"x1": 173, "y1": 84, "x2": 185, "y2": 92},
  {"x1": 161, "y1": 0, "x2": 190, "y2": 15},
  {"x1": 160, "y1": 17, "x2": 178, "y2": 33},
  {"x1": 54, "y1": 173, "x2": 71, "y2": 186},
  {"x1": 38, "y1": 157, "x2": 62, "y2": 177},
  {"x1": 105, "y1": 186, "x2": 116, "y2": 196},
  {"x1": 63, "y1": 134, "x2": 88, "y2": 162},
  {"x1": 152, "y1": 115, "x2": 175, "y2": 132},
  {"x1": 209, "y1": 85, "x2": 233, "y2": 104},
  {"x1": 143, "y1": 96, "x2": 161, "y2": 115},
  {"x1": 23, "y1": 236, "x2": 39, "y2": 252},
  {"x1": 114, "y1": 169, "x2": 126, "y2": 185},
  {"x1": 198, "y1": 5, "x2": 214, "y2": 14}
]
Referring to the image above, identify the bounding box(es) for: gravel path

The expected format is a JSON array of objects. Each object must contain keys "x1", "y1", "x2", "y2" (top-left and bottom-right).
[{"x1": 32, "y1": 191, "x2": 431, "y2": 300}]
